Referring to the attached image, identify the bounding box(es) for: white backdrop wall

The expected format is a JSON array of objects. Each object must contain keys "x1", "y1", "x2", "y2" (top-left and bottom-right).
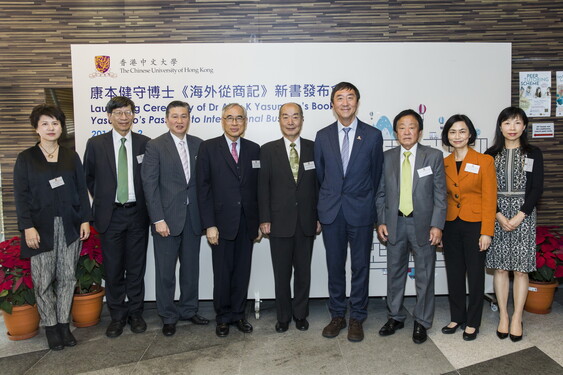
[{"x1": 71, "y1": 43, "x2": 511, "y2": 300}]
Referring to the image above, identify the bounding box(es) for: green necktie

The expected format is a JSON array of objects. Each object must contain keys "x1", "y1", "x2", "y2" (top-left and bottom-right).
[
  {"x1": 290, "y1": 143, "x2": 299, "y2": 182},
  {"x1": 399, "y1": 151, "x2": 413, "y2": 216},
  {"x1": 117, "y1": 137, "x2": 128, "y2": 204}
]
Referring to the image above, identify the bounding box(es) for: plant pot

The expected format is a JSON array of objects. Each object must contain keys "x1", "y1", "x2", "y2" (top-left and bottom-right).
[
  {"x1": 71, "y1": 286, "x2": 105, "y2": 327},
  {"x1": 524, "y1": 280, "x2": 558, "y2": 314},
  {"x1": 2, "y1": 304, "x2": 40, "y2": 341}
]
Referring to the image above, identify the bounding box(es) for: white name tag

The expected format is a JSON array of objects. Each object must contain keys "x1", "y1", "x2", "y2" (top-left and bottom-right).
[
  {"x1": 304, "y1": 161, "x2": 315, "y2": 170},
  {"x1": 252, "y1": 160, "x2": 261, "y2": 168},
  {"x1": 136, "y1": 154, "x2": 144, "y2": 164},
  {"x1": 524, "y1": 158, "x2": 534, "y2": 172},
  {"x1": 49, "y1": 176, "x2": 65, "y2": 189},
  {"x1": 417, "y1": 166, "x2": 432, "y2": 178},
  {"x1": 465, "y1": 163, "x2": 480, "y2": 174}
]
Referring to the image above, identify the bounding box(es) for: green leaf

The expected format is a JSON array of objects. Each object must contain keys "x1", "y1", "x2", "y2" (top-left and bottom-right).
[{"x1": 0, "y1": 300, "x2": 12, "y2": 314}]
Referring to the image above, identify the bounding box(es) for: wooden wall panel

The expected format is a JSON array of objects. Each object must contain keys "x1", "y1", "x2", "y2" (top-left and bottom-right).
[{"x1": 1, "y1": 0, "x2": 562, "y2": 236}]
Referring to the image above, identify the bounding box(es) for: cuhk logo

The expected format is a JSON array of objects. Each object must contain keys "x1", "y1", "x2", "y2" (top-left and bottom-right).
[{"x1": 95, "y1": 56, "x2": 111, "y2": 73}]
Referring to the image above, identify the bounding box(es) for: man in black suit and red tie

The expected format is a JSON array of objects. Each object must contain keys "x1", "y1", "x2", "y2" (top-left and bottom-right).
[
  {"x1": 84, "y1": 96, "x2": 150, "y2": 338},
  {"x1": 196, "y1": 103, "x2": 261, "y2": 338},
  {"x1": 258, "y1": 103, "x2": 320, "y2": 333}
]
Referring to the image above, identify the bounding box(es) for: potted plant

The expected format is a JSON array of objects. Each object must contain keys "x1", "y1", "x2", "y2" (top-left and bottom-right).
[
  {"x1": 524, "y1": 226, "x2": 563, "y2": 314},
  {"x1": 72, "y1": 226, "x2": 105, "y2": 327},
  {"x1": 0, "y1": 236, "x2": 40, "y2": 340}
]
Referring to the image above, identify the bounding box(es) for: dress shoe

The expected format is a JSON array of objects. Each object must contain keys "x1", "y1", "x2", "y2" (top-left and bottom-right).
[
  {"x1": 57, "y1": 323, "x2": 77, "y2": 347},
  {"x1": 378, "y1": 318, "x2": 404, "y2": 336},
  {"x1": 322, "y1": 317, "x2": 346, "y2": 338},
  {"x1": 462, "y1": 327, "x2": 479, "y2": 341},
  {"x1": 441, "y1": 322, "x2": 463, "y2": 334},
  {"x1": 509, "y1": 323, "x2": 523, "y2": 342},
  {"x1": 186, "y1": 314, "x2": 210, "y2": 325},
  {"x1": 412, "y1": 321, "x2": 427, "y2": 344},
  {"x1": 275, "y1": 321, "x2": 289, "y2": 333},
  {"x1": 235, "y1": 319, "x2": 253, "y2": 333},
  {"x1": 128, "y1": 315, "x2": 147, "y2": 333},
  {"x1": 496, "y1": 330, "x2": 509, "y2": 339},
  {"x1": 45, "y1": 325, "x2": 64, "y2": 351},
  {"x1": 295, "y1": 318, "x2": 309, "y2": 331},
  {"x1": 347, "y1": 319, "x2": 364, "y2": 342},
  {"x1": 106, "y1": 319, "x2": 126, "y2": 338},
  {"x1": 162, "y1": 323, "x2": 176, "y2": 337},
  {"x1": 216, "y1": 323, "x2": 230, "y2": 337}
]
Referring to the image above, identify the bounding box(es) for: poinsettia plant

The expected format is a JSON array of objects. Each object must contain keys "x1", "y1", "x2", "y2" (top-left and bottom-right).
[
  {"x1": 530, "y1": 226, "x2": 563, "y2": 282},
  {"x1": 75, "y1": 226, "x2": 104, "y2": 294},
  {"x1": 0, "y1": 236, "x2": 35, "y2": 314}
]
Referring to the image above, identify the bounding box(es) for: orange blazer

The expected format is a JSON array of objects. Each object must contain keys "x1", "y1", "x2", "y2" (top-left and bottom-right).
[{"x1": 444, "y1": 147, "x2": 497, "y2": 236}]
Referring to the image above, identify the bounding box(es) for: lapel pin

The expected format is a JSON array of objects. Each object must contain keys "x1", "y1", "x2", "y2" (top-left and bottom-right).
[{"x1": 357, "y1": 136, "x2": 362, "y2": 140}]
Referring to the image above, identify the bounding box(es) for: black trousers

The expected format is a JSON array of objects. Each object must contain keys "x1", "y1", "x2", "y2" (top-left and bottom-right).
[
  {"x1": 100, "y1": 205, "x2": 149, "y2": 321},
  {"x1": 442, "y1": 218, "x2": 486, "y2": 328}
]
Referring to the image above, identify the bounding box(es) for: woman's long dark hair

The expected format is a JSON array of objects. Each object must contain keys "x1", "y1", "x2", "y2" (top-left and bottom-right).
[{"x1": 486, "y1": 107, "x2": 534, "y2": 157}]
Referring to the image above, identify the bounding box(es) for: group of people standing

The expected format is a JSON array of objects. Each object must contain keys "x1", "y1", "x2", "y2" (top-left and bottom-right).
[{"x1": 13, "y1": 81, "x2": 543, "y2": 351}]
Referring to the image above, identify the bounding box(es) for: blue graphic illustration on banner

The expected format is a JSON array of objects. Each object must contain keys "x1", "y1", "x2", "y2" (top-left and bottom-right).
[{"x1": 375, "y1": 115, "x2": 394, "y2": 140}]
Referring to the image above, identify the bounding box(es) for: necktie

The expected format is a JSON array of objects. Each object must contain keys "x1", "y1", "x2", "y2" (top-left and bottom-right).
[
  {"x1": 289, "y1": 142, "x2": 299, "y2": 182},
  {"x1": 117, "y1": 137, "x2": 128, "y2": 204},
  {"x1": 399, "y1": 151, "x2": 413, "y2": 216},
  {"x1": 231, "y1": 142, "x2": 238, "y2": 163},
  {"x1": 178, "y1": 141, "x2": 190, "y2": 204},
  {"x1": 341, "y1": 127, "x2": 351, "y2": 174}
]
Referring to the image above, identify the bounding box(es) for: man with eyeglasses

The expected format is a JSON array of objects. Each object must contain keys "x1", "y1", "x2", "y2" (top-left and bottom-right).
[
  {"x1": 84, "y1": 96, "x2": 151, "y2": 338},
  {"x1": 258, "y1": 103, "x2": 320, "y2": 333},
  {"x1": 196, "y1": 103, "x2": 261, "y2": 337}
]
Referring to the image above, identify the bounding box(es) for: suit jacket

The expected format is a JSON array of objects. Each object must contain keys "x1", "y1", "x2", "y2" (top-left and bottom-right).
[
  {"x1": 141, "y1": 132, "x2": 203, "y2": 236},
  {"x1": 84, "y1": 130, "x2": 150, "y2": 233},
  {"x1": 444, "y1": 147, "x2": 497, "y2": 236},
  {"x1": 14, "y1": 145, "x2": 91, "y2": 258},
  {"x1": 258, "y1": 138, "x2": 318, "y2": 237},
  {"x1": 314, "y1": 120, "x2": 384, "y2": 226},
  {"x1": 196, "y1": 135, "x2": 260, "y2": 241},
  {"x1": 376, "y1": 143, "x2": 447, "y2": 246}
]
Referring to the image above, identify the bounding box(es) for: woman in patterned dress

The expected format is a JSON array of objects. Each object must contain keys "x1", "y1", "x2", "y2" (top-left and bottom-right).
[{"x1": 485, "y1": 107, "x2": 544, "y2": 342}]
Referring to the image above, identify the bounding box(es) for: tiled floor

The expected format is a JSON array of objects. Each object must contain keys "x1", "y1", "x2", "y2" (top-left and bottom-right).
[{"x1": 0, "y1": 293, "x2": 561, "y2": 375}]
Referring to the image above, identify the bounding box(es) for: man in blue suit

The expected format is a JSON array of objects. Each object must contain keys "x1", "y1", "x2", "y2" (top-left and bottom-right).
[{"x1": 314, "y1": 82, "x2": 383, "y2": 342}]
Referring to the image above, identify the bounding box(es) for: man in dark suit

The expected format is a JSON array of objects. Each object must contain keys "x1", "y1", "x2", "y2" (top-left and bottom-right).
[
  {"x1": 258, "y1": 103, "x2": 320, "y2": 333},
  {"x1": 196, "y1": 103, "x2": 261, "y2": 338},
  {"x1": 84, "y1": 96, "x2": 150, "y2": 338},
  {"x1": 376, "y1": 109, "x2": 447, "y2": 344},
  {"x1": 314, "y1": 82, "x2": 384, "y2": 342},
  {"x1": 141, "y1": 100, "x2": 209, "y2": 337}
]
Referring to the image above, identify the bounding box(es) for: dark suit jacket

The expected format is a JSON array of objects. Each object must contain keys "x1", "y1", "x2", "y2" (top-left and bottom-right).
[
  {"x1": 83, "y1": 130, "x2": 150, "y2": 233},
  {"x1": 141, "y1": 132, "x2": 202, "y2": 236},
  {"x1": 258, "y1": 138, "x2": 318, "y2": 237},
  {"x1": 196, "y1": 135, "x2": 260, "y2": 241},
  {"x1": 14, "y1": 145, "x2": 91, "y2": 258},
  {"x1": 376, "y1": 144, "x2": 447, "y2": 246},
  {"x1": 314, "y1": 120, "x2": 384, "y2": 226}
]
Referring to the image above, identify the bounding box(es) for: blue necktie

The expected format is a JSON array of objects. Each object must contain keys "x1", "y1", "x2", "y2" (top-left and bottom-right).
[{"x1": 341, "y1": 128, "x2": 351, "y2": 174}]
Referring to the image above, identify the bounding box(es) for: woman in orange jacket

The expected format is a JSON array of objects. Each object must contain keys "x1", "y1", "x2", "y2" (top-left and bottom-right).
[{"x1": 440, "y1": 114, "x2": 497, "y2": 341}]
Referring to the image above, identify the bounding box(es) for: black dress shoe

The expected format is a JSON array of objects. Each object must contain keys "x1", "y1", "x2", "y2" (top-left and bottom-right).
[
  {"x1": 106, "y1": 319, "x2": 126, "y2": 338},
  {"x1": 441, "y1": 322, "x2": 463, "y2": 334},
  {"x1": 378, "y1": 318, "x2": 404, "y2": 336},
  {"x1": 275, "y1": 321, "x2": 289, "y2": 333},
  {"x1": 496, "y1": 330, "x2": 509, "y2": 339},
  {"x1": 57, "y1": 323, "x2": 77, "y2": 347},
  {"x1": 216, "y1": 323, "x2": 229, "y2": 337},
  {"x1": 295, "y1": 318, "x2": 309, "y2": 331},
  {"x1": 187, "y1": 314, "x2": 210, "y2": 325},
  {"x1": 162, "y1": 323, "x2": 176, "y2": 337},
  {"x1": 128, "y1": 315, "x2": 147, "y2": 333},
  {"x1": 45, "y1": 325, "x2": 64, "y2": 351},
  {"x1": 509, "y1": 323, "x2": 523, "y2": 342},
  {"x1": 412, "y1": 321, "x2": 427, "y2": 344},
  {"x1": 235, "y1": 319, "x2": 253, "y2": 333},
  {"x1": 462, "y1": 327, "x2": 479, "y2": 341}
]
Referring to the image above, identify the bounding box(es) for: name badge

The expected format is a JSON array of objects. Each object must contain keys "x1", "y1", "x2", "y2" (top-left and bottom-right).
[
  {"x1": 465, "y1": 163, "x2": 480, "y2": 174},
  {"x1": 49, "y1": 176, "x2": 65, "y2": 189},
  {"x1": 252, "y1": 160, "x2": 261, "y2": 168},
  {"x1": 304, "y1": 161, "x2": 315, "y2": 170},
  {"x1": 417, "y1": 166, "x2": 432, "y2": 178},
  {"x1": 524, "y1": 158, "x2": 534, "y2": 172},
  {"x1": 136, "y1": 154, "x2": 144, "y2": 164}
]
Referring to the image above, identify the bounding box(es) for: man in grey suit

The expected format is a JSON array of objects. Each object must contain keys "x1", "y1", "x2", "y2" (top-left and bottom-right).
[
  {"x1": 376, "y1": 109, "x2": 447, "y2": 344},
  {"x1": 141, "y1": 100, "x2": 209, "y2": 337}
]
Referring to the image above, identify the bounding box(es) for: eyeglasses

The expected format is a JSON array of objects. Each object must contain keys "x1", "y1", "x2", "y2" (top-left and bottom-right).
[
  {"x1": 112, "y1": 110, "x2": 134, "y2": 117},
  {"x1": 223, "y1": 116, "x2": 246, "y2": 124}
]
